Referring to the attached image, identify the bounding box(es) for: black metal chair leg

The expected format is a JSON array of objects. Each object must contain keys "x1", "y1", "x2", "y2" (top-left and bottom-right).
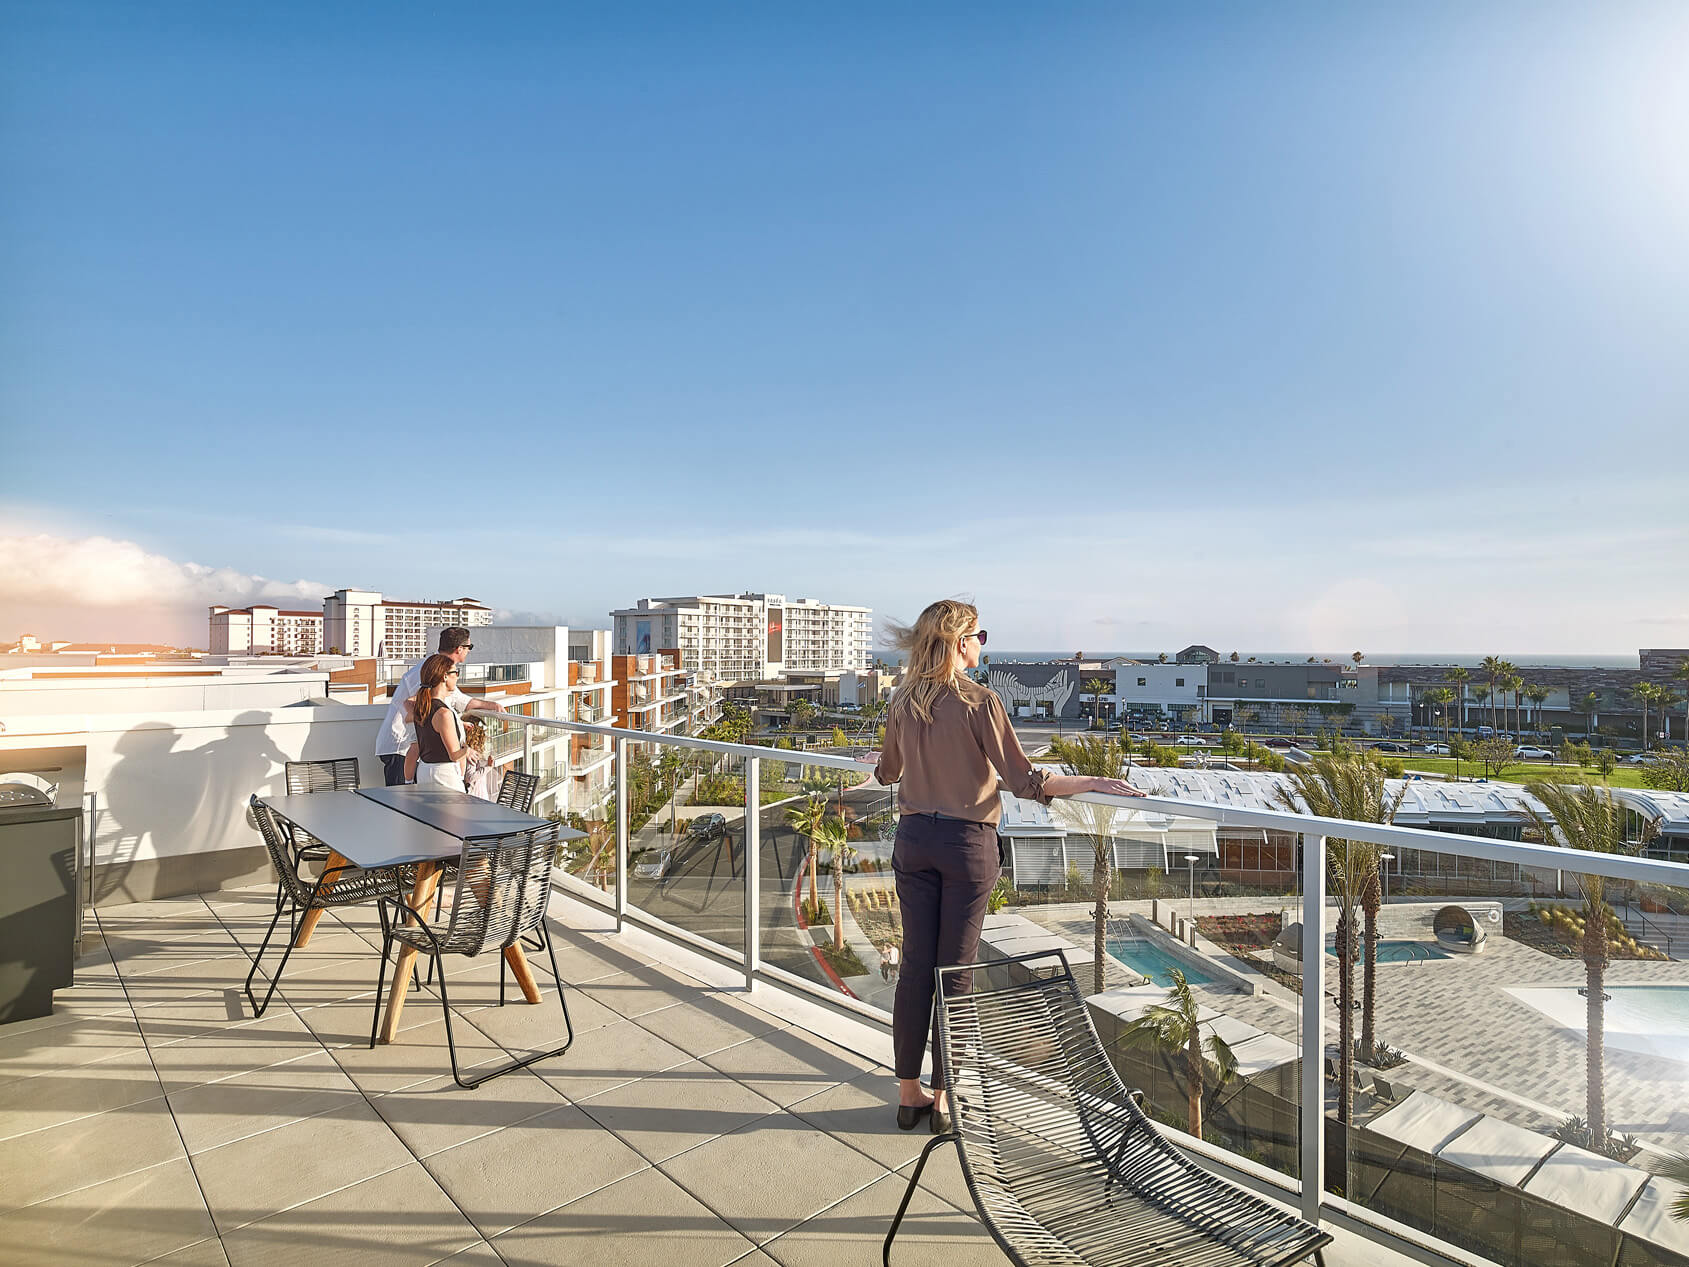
[
  {"x1": 245, "y1": 901, "x2": 300, "y2": 1018},
  {"x1": 884, "y1": 1131, "x2": 956, "y2": 1266},
  {"x1": 243, "y1": 901, "x2": 288, "y2": 1017},
  {"x1": 499, "y1": 950, "x2": 508, "y2": 1007},
  {"x1": 370, "y1": 913, "x2": 394, "y2": 1049},
  {"x1": 434, "y1": 957, "x2": 474, "y2": 1089}
]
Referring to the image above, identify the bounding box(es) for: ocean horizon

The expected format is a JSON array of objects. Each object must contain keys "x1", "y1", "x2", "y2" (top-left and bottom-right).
[{"x1": 880, "y1": 650, "x2": 1641, "y2": 669}]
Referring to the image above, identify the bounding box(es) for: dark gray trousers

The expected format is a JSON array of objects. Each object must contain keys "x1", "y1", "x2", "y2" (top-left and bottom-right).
[{"x1": 891, "y1": 812, "x2": 1000, "y2": 1089}]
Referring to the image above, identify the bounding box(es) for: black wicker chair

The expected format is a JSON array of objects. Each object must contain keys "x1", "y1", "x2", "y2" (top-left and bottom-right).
[
  {"x1": 497, "y1": 768, "x2": 540, "y2": 813},
  {"x1": 886, "y1": 948, "x2": 1331, "y2": 1267},
  {"x1": 371, "y1": 822, "x2": 573, "y2": 1089},
  {"x1": 246, "y1": 796, "x2": 400, "y2": 1018},
  {"x1": 276, "y1": 759, "x2": 361, "y2": 915}
]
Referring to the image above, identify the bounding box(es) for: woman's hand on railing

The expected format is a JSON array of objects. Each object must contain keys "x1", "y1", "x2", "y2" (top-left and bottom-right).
[{"x1": 1045, "y1": 774, "x2": 1144, "y2": 799}]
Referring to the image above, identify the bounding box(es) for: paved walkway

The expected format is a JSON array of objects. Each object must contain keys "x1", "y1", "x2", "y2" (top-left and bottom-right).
[{"x1": 1, "y1": 885, "x2": 1429, "y2": 1267}]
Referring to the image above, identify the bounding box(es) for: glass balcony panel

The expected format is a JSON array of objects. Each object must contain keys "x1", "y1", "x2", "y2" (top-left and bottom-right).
[
  {"x1": 624, "y1": 743, "x2": 746, "y2": 959},
  {"x1": 756, "y1": 755, "x2": 893, "y2": 1005},
  {"x1": 1331, "y1": 845, "x2": 1689, "y2": 1267}
]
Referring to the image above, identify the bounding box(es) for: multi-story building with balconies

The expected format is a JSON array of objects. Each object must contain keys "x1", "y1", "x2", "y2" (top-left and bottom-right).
[
  {"x1": 208, "y1": 605, "x2": 325, "y2": 656},
  {"x1": 324, "y1": 589, "x2": 491, "y2": 660},
  {"x1": 609, "y1": 592, "x2": 870, "y2": 685}
]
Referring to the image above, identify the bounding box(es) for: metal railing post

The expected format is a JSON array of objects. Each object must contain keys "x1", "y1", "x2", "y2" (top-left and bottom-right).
[
  {"x1": 522, "y1": 719, "x2": 533, "y2": 772},
  {"x1": 743, "y1": 756, "x2": 760, "y2": 992},
  {"x1": 1300, "y1": 833, "x2": 1326, "y2": 1225},
  {"x1": 614, "y1": 736, "x2": 629, "y2": 932}
]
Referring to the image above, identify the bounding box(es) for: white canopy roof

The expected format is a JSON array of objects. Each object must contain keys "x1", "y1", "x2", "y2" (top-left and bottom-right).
[
  {"x1": 1087, "y1": 985, "x2": 1297, "y2": 1077},
  {"x1": 1523, "y1": 1142, "x2": 1648, "y2": 1225},
  {"x1": 1620, "y1": 1177, "x2": 1689, "y2": 1255},
  {"x1": 1367, "y1": 1091, "x2": 1482, "y2": 1155},
  {"x1": 1438, "y1": 1114, "x2": 1558, "y2": 1187}
]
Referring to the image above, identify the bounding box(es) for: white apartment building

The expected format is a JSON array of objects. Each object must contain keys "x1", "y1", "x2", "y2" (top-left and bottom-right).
[
  {"x1": 324, "y1": 589, "x2": 491, "y2": 660},
  {"x1": 610, "y1": 592, "x2": 871, "y2": 684},
  {"x1": 208, "y1": 605, "x2": 324, "y2": 656}
]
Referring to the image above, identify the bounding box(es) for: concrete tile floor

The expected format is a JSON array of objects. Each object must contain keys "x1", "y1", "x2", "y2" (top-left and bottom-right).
[{"x1": 0, "y1": 885, "x2": 1424, "y2": 1267}]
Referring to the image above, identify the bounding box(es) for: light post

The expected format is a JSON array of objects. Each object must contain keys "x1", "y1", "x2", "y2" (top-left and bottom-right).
[
  {"x1": 1379, "y1": 852, "x2": 1394, "y2": 905},
  {"x1": 1184, "y1": 853, "x2": 1200, "y2": 928}
]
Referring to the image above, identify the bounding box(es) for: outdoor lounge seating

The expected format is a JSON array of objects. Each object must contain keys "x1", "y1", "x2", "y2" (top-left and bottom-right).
[
  {"x1": 275, "y1": 757, "x2": 361, "y2": 912},
  {"x1": 1432, "y1": 905, "x2": 1488, "y2": 954},
  {"x1": 497, "y1": 768, "x2": 540, "y2": 812},
  {"x1": 372, "y1": 821, "x2": 574, "y2": 1089},
  {"x1": 885, "y1": 947, "x2": 1331, "y2": 1267},
  {"x1": 245, "y1": 795, "x2": 402, "y2": 1017}
]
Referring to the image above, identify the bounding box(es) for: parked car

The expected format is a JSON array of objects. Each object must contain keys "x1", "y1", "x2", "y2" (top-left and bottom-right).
[
  {"x1": 1621, "y1": 752, "x2": 1663, "y2": 766},
  {"x1": 1514, "y1": 745, "x2": 1555, "y2": 761},
  {"x1": 1422, "y1": 743, "x2": 1451, "y2": 755},
  {"x1": 1373, "y1": 741, "x2": 1408, "y2": 753},
  {"x1": 1262, "y1": 738, "x2": 1296, "y2": 749},
  {"x1": 632, "y1": 849, "x2": 672, "y2": 881},
  {"x1": 1177, "y1": 735, "x2": 1209, "y2": 746},
  {"x1": 689, "y1": 812, "x2": 728, "y2": 840}
]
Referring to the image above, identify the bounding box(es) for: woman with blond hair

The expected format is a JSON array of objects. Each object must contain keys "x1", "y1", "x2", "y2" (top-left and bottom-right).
[
  {"x1": 874, "y1": 600, "x2": 1140, "y2": 1132},
  {"x1": 409, "y1": 653, "x2": 469, "y2": 792}
]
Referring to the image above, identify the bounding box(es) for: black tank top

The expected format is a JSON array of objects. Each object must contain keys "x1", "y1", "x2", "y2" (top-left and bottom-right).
[{"x1": 417, "y1": 699, "x2": 459, "y2": 764}]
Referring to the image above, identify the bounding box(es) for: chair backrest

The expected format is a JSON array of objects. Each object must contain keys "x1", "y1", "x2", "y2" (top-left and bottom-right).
[
  {"x1": 250, "y1": 796, "x2": 315, "y2": 906},
  {"x1": 934, "y1": 950, "x2": 1142, "y2": 1202},
  {"x1": 496, "y1": 769, "x2": 540, "y2": 813},
  {"x1": 438, "y1": 823, "x2": 563, "y2": 955},
  {"x1": 285, "y1": 758, "x2": 360, "y2": 795}
]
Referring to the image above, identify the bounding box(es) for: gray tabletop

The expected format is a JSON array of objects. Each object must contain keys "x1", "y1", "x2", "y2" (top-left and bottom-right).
[
  {"x1": 257, "y1": 791, "x2": 466, "y2": 870},
  {"x1": 357, "y1": 785, "x2": 584, "y2": 841}
]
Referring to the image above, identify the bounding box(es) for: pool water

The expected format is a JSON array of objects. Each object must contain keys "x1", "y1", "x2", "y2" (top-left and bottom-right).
[
  {"x1": 1509, "y1": 985, "x2": 1689, "y2": 1065},
  {"x1": 1325, "y1": 939, "x2": 1449, "y2": 964},
  {"x1": 1106, "y1": 938, "x2": 1215, "y2": 988}
]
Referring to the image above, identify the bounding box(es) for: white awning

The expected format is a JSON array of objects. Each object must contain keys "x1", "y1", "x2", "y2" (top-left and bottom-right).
[
  {"x1": 1367, "y1": 1091, "x2": 1482, "y2": 1156},
  {"x1": 1620, "y1": 1177, "x2": 1689, "y2": 1255},
  {"x1": 1437, "y1": 1114, "x2": 1557, "y2": 1187},
  {"x1": 1523, "y1": 1143, "x2": 1648, "y2": 1226}
]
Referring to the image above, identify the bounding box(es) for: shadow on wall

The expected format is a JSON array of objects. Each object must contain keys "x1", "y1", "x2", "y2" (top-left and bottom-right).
[{"x1": 94, "y1": 714, "x2": 292, "y2": 904}]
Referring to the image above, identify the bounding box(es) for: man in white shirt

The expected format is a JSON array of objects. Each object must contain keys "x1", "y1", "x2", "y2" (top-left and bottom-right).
[{"x1": 376, "y1": 627, "x2": 504, "y2": 785}]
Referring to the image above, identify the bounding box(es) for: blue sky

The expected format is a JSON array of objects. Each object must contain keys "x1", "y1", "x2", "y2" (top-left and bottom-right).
[{"x1": 3, "y1": 2, "x2": 1686, "y2": 653}]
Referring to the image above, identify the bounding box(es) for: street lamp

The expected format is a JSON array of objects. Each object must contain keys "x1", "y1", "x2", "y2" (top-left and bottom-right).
[
  {"x1": 1183, "y1": 853, "x2": 1200, "y2": 927},
  {"x1": 1379, "y1": 852, "x2": 1395, "y2": 905}
]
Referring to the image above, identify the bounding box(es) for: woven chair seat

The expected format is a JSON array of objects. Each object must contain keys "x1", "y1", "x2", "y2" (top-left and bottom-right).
[{"x1": 887, "y1": 949, "x2": 1329, "y2": 1267}]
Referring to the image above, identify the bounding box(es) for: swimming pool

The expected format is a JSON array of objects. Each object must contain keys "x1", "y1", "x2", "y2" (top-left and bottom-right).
[
  {"x1": 1325, "y1": 939, "x2": 1449, "y2": 964},
  {"x1": 1106, "y1": 938, "x2": 1215, "y2": 988},
  {"x1": 1508, "y1": 985, "x2": 1689, "y2": 1065}
]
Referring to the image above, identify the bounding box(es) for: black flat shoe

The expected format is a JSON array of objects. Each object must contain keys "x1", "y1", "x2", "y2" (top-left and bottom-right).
[
  {"x1": 896, "y1": 1103, "x2": 933, "y2": 1131},
  {"x1": 931, "y1": 1105, "x2": 952, "y2": 1134}
]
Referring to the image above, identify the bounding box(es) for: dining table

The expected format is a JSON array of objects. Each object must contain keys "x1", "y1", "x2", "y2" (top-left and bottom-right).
[{"x1": 256, "y1": 786, "x2": 583, "y2": 1044}]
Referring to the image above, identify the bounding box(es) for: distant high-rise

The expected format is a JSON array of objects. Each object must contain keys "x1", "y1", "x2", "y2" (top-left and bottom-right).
[
  {"x1": 322, "y1": 589, "x2": 492, "y2": 660},
  {"x1": 609, "y1": 592, "x2": 871, "y2": 684}
]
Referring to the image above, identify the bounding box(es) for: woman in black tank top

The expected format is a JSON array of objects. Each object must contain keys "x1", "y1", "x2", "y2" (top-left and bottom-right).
[{"x1": 409, "y1": 654, "x2": 468, "y2": 791}]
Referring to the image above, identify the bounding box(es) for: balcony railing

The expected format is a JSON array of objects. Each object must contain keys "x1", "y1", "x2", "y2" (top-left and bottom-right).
[{"x1": 484, "y1": 710, "x2": 1689, "y2": 1267}]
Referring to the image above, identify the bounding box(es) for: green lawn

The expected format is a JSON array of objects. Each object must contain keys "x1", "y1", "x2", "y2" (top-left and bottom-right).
[{"x1": 1395, "y1": 757, "x2": 1651, "y2": 789}]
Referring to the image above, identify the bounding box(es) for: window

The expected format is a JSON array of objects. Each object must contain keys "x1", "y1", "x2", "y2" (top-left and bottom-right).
[
  {"x1": 1175, "y1": 678, "x2": 1185, "y2": 687},
  {"x1": 1257, "y1": 679, "x2": 1266, "y2": 688},
  {"x1": 1137, "y1": 677, "x2": 1147, "y2": 687}
]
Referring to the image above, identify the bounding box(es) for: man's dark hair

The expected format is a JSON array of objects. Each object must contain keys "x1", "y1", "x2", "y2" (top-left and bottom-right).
[{"x1": 438, "y1": 626, "x2": 473, "y2": 653}]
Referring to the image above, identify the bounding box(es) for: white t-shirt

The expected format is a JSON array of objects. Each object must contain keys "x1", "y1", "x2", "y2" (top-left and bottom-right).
[{"x1": 377, "y1": 659, "x2": 471, "y2": 757}]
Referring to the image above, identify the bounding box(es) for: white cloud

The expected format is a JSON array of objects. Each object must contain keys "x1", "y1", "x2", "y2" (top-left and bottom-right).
[{"x1": 1, "y1": 533, "x2": 330, "y2": 610}]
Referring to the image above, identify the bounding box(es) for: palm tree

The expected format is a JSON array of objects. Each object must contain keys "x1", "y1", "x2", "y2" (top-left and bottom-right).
[
  {"x1": 1656, "y1": 1152, "x2": 1689, "y2": 1225},
  {"x1": 1047, "y1": 733, "x2": 1128, "y2": 996},
  {"x1": 812, "y1": 813, "x2": 858, "y2": 952},
  {"x1": 1351, "y1": 651, "x2": 1364, "y2": 667},
  {"x1": 1115, "y1": 968, "x2": 1237, "y2": 1141},
  {"x1": 1084, "y1": 677, "x2": 1111, "y2": 731},
  {"x1": 1525, "y1": 684, "x2": 1551, "y2": 740},
  {"x1": 1581, "y1": 690, "x2": 1601, "y2": 739},
  {"x1": 1523, "y1": 782, "x2": 1655, "y2": 1143},
  {"x1": 1445, "y1": 666, "x2": 1470, "y2": 734},
  {"x1": 1480, "y1": 655, "x2": 1507, "y2": 730},
  {"x1": 1635, "y1": 682, "x2": 1665, "y2": 750},
  {"x1": 786, "y1": 795, "x2": 828, "y2": 921},
  {"x1": 1274, "y1": 753, "x2": 1405, "y2": 1123},
  {"x1": 1423, "y1": 688, "x2": 1455, "y2": 744}
]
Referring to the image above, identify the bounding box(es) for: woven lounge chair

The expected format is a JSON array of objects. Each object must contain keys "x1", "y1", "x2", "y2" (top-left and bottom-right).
[
  {"x1": 246, "y1": 796, "x2": 401, "y2": 1018},
  {"x1": 886, "y1": 948, "x2": 1330, "y2": 1267},
  {"x1": 371, "y1": 822, "x2": 574, "y2": 1089}
]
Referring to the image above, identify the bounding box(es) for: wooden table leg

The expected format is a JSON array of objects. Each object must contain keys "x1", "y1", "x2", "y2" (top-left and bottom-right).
[
  {"x1": 379, "y1": 861, "x2": 442, "y2": 1044},
  {"x1": 292, "y1": 850, "x2": 351, "y2": 948},
  {"x1": 503, "y1": 944, "x2": 543, "y2": 1004}
]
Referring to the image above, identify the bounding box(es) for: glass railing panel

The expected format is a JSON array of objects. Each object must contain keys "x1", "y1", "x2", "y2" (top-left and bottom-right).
[
  {"x1": 1329, "y1": 836, "x2": 1689, "y2": 1267},
  {"x1": 547, "y1": 728, "x2": 616, "y2": 903},
  {"x1": 756, "y1": 752, "x2": 892, "y2": 1004},
  {"x1": 623, "y1": 741, "x2": 746, "y2": 959}
]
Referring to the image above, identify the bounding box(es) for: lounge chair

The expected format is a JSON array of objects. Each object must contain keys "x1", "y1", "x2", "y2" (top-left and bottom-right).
[{"x1": 885, "y1": 947, "x2": 1330, "y2": 1266}]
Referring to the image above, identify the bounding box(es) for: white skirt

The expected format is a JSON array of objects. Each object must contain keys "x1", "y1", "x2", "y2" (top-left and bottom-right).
[{"x1": 416, "y1": 761, "x2": 466, "y2": 793}]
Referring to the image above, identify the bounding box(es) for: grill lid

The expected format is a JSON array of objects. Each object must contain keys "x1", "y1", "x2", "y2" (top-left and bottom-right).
[{"x1": 0, "y1": 783, "x2": 55, "y2": 808}]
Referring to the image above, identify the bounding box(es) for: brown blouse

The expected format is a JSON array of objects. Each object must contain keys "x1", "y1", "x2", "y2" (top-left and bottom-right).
[{"x1": 874, "y1": 678, "x2": 1051, "y2": 825}]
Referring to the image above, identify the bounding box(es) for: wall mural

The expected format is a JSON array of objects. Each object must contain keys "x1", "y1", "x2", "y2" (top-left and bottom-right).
[{"x1": 987, "y1": 667, "x2": 1076, "y2": 718}]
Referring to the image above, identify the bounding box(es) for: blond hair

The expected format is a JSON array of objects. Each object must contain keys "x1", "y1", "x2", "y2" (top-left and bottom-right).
[{"x1": 885, "y1": 599, "x2": 978, "y2": 724}]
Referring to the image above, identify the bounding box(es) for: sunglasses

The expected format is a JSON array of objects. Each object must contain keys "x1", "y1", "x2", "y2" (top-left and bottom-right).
[{"x1": 964, "y1": 629, "x2": 988, "y2": 646}]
